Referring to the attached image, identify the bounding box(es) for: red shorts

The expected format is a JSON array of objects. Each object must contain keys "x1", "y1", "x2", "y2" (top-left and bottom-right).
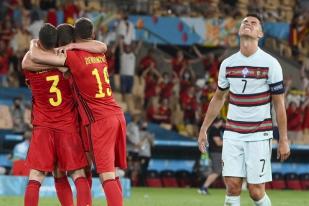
[
  {"x1": 26, "y1": 126, "x2": 88, "y2": 172},
  {"x1": 80, "y1": 125, "x2": 91, "y2": 152},
  {"x1": 90, "y1": 114, "x2": 127, "y2": 173}
]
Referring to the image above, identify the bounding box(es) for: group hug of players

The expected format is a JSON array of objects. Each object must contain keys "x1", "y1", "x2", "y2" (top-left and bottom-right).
[{"x1": 22, "y1": 18, "x2": 126, "y2": 206}]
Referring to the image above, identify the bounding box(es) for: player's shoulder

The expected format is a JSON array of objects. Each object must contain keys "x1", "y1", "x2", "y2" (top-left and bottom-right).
[{"x1": 258, "y1": 48, "x2": 278, "y2": 62}]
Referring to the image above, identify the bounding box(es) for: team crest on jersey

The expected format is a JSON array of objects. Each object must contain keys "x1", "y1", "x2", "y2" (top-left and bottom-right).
[
  {"x1": 242, "y1": 67, "x2": 249, "y2": 77},
  {"x1": 256, "y1": 69, "x2": 261, "y2": 78}
]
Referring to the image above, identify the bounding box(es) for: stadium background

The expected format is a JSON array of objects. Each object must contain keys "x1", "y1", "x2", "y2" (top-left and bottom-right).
[{"x1": 0, "y1": 0, "x2": 309, "y2": 205}]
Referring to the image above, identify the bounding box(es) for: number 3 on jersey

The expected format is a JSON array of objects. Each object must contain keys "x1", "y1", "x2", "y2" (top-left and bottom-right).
[
  {"x1": 92, "y1": 66, "x2": 112, "y2": 98},
  {"x1": 46, "y1": 75, "x2": 62, "y2": 106}
]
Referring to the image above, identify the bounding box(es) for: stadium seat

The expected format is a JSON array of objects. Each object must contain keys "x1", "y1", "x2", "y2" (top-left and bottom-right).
[
  {"x1": 175, "y1": 170, "x2": 192, "y2": 188},
  {"x1": 271, "y1": 172, "x2": 286, "y2": 190},
  {"x1": 160, "y1": 170, "x2": 178, "y2": 187},
  {"x1": 11, "y1": 160, "x2": 29, "y2": 176},
  {"x1": 299, "y1": 173, "x2": 309, "y2": 190},
  {"x1": 285, "y1": 173, "x2": 302, "y2": 190},
  {"x1": 210, "y1": 177, "x2": 225, "y2": 188},
  {"x1": 145, "y1": 170, "x2": 162, "y2": 187}
]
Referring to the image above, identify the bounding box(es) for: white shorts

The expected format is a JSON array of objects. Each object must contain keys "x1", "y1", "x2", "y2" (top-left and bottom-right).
[{"x1": 222, "y1": 138, "x2": 272, "y2": 184}]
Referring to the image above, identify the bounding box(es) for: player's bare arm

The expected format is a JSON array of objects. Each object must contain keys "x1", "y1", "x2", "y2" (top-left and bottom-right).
[
  {"x1": 272, "y1": 94, "x2": 290, "y2": 162},
  {"x1": 198, "y1": 88, "x2": 228, "y2": 153},
  {"x1": 57, "y1": 40, "x2": 107, "y2": 54},
  {"x1": 22, "y1": 51, "x2": 68, "y2": 72},
  {"x1": 29, "y1": 39, "x2": 67, "y2": 66}
]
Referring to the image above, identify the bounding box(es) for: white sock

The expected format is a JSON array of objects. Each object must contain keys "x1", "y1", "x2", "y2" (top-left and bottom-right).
[
  {"x1": 254, "y1": 194, "x2": 271, "y2": 206},
  {"x1": 224, "y1": 195, "x2": 240, "y2": 206}
]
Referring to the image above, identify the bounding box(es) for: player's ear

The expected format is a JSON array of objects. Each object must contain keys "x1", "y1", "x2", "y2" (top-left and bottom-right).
[{"x1": 258, "y1": 30, "x2": 264, "y2": 39}]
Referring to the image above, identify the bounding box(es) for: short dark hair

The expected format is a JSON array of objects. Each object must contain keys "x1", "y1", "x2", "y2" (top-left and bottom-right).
[
  {"x1": 246, "y1": 13, "x2": 263, "y2": 29},
  {"x1": 74, "y1": 17, "x2": 93, "y2": 40},
  {"x1": 39, "y1": 23, "x2": 57, "y2": 50},
  {"x1": 57, "y1": 23, "x2": 74, "y2": 46}
]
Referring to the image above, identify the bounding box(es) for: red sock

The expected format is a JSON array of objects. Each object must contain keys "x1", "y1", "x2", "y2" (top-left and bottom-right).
[
  {"x1": 24, "y1": 180, "x2": 41, "y2": 206},
  {"x1": 115, "y1": 177, "x2": 122, "y2": 193},
  {"x1": 86, "y1": 171, "x2": 92, "y2": 189},
  {"x1": 74, "y1": 177, "x2": 92, "y2": 206},
  {"x1": 102, "y1": 179, "x2": 123, "y2": 206},
  {"x1": 54, "y1": 176, "x2": 74, "y2": 206}
]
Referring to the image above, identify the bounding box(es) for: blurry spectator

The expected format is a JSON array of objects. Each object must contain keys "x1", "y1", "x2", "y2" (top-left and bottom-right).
[
  {"x1": 7, "y1": 71, "x2": 20, "y2": 87},
  {"x1": 180, "y1": 86, "x2": 198, "y2": 124},
  {"x1": 63, "y1": 0, "x2": 79, "y2": 24},
  {"x1": 9, "y1": 26, "x2": 31, "y2": 72},
  {"x1": 119, "y1": 38, "x2": 142, "y2": 98},
  {"x1": 40, "y1": 0, "x2": 56, "y2": 11},
  {"x1": 302, "y1": 93, "x2": 309, "y2": 136},
  {"x1": 126, "y1": 114, "x2": 154, "y2": 185},
  {"x1": 286, "y1": 100, "x2": 303, "y2": 143},
  {"x1": 117, "y1": 11, "x2": 136, "y2": 45},
  {"x1": 163, "y1": 50, "x2": 200, "y2": 77},
  {"x1": 143, "y1": 63, "x2": 162, "y2": 107},
  {"x1": 198, "y1": 117, "x2": 224, "y2": 195},
  {"x1": 47, "y1": 8, "x2": 57, "y2": 26},
  {"x1": 127, "y1": 113, "x2": 143, "y2": 158},
  {"x1": 10, "y1": 97, "x2": 26, "y2": 133},
  {"x1": 0, "y1": 15, "x2": 15, "y2": 46},
  {"x1": 97, "y1": 23, "x2": 117, "y2": 46},
  {"x1": 138, "y1": 121, "x2": 154, "y2": 182},
  {"x1": 138, "y1": 48, "x2": 157, "y2": 75},
  {"x1": 0, "y1": 40, "x2": 12, "y2": 86},
  {"x1": 10, "y1": 26, "x2": 31, "y2": 59},
  {"x1": 147, "y1": 97, "x2": 172, "y2": 126},
  {"x1": 179, "y1": 65, "x2": 196, "y2": 95},
  {"x1": 27, "y1": 10, "x2": 44, "y2": 38},
  {"x1": 12, "y1": 126, "x2": 32, "y2": 160},
  {"x1": 159, "y1": 72, "x2": 178, "y2": 100},
  {"x1": 289, "y1": 14, "x2": 307, "y2": 57},
  {"x1": 193, "y1": 46, "x2": 227, "y2": 81}
]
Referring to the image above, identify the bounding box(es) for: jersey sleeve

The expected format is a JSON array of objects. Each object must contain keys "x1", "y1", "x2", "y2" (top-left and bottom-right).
[
  {"x1": 267, "y1": 58, "x2": 284, "y2": 94},
  {"x1": 217, "y1": 59, "x2": 229, "y2": 90}
]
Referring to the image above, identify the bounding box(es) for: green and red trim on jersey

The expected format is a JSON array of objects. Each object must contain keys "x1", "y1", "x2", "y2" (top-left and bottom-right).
[
  {"x1": 225, "y1": 118, "x2": 273, "y2": 134},
  {"x1": 226, "y1": 66, "x2": 269, "y2": 79},
  {"x1": 229, "y1": 91, "x2": 271, "y2": 107}
]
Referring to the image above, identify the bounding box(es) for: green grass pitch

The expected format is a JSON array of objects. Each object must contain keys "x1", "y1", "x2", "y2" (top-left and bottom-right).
[{"x1": 0, "y1": 187, "x2": 308, "y2": 206}]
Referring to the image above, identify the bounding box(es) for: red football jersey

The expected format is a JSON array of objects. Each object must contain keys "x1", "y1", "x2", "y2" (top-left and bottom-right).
[
  {"x1": 24, "y1": 70, "x2": 78, "y2": 130},
  {"x1": 65, "y1": 50, "x2": 123, "y2": 125}
]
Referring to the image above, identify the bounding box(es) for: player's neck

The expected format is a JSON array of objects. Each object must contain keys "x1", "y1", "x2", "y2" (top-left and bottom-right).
[{"x1": 239, "y1": 38, "x2": 259, "y2": 57}]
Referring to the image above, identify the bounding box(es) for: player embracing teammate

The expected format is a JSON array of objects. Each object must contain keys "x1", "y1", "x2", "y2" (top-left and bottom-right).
[{"x1": 23, "y1": 18, "x2": 127, "y2": 206}]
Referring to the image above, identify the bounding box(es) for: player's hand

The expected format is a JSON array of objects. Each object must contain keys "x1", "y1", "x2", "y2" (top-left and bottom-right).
[
  {"x1": 277, "y1": 139, "x2": 290, "y2": 162},
  {"x1": 198, "y1": 128, "x2": 208, "y2": 153},
  {"x1": 55, "y1": 43, "x2": 74, "y2": 55}
]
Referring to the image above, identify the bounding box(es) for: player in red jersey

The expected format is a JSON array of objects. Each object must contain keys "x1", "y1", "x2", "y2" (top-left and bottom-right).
[
  {"x1": 55, "y1": 23, "x2": 94, "y2": 194},
  {"x1": 28, "y1": 18, "x2": 127, "y2": 206},
  {"x1": 21, "y1": 23, "x2": 106, "y2": 206}
]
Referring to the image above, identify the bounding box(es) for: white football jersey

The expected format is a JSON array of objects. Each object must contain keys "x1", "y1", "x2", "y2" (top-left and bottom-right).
[{"x1": 218, "y1": 47, "x2": 284, "y2": 141}]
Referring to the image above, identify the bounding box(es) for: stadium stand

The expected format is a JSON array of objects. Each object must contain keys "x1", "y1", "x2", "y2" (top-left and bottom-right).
[
  {"x1": 271, "y1": 172, "x2": 286, "y2": 190},
  {"x1": 299, "y1": 173, "x2": 309, "y2": 189},
  {"x1": 145, "y1": 170, "x2": 162, "y2": 187},
  {"x1": 285, "y1": 172, "x2": 303, "y2": 190},
  {"x1": 160, "y1": 170, "x2": 179, "y2": 187}
]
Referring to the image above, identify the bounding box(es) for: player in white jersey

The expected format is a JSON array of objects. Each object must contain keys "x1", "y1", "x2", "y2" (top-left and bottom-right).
[{"x1": 198, "y1": 14, "x2": 290, "y2": 206}]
